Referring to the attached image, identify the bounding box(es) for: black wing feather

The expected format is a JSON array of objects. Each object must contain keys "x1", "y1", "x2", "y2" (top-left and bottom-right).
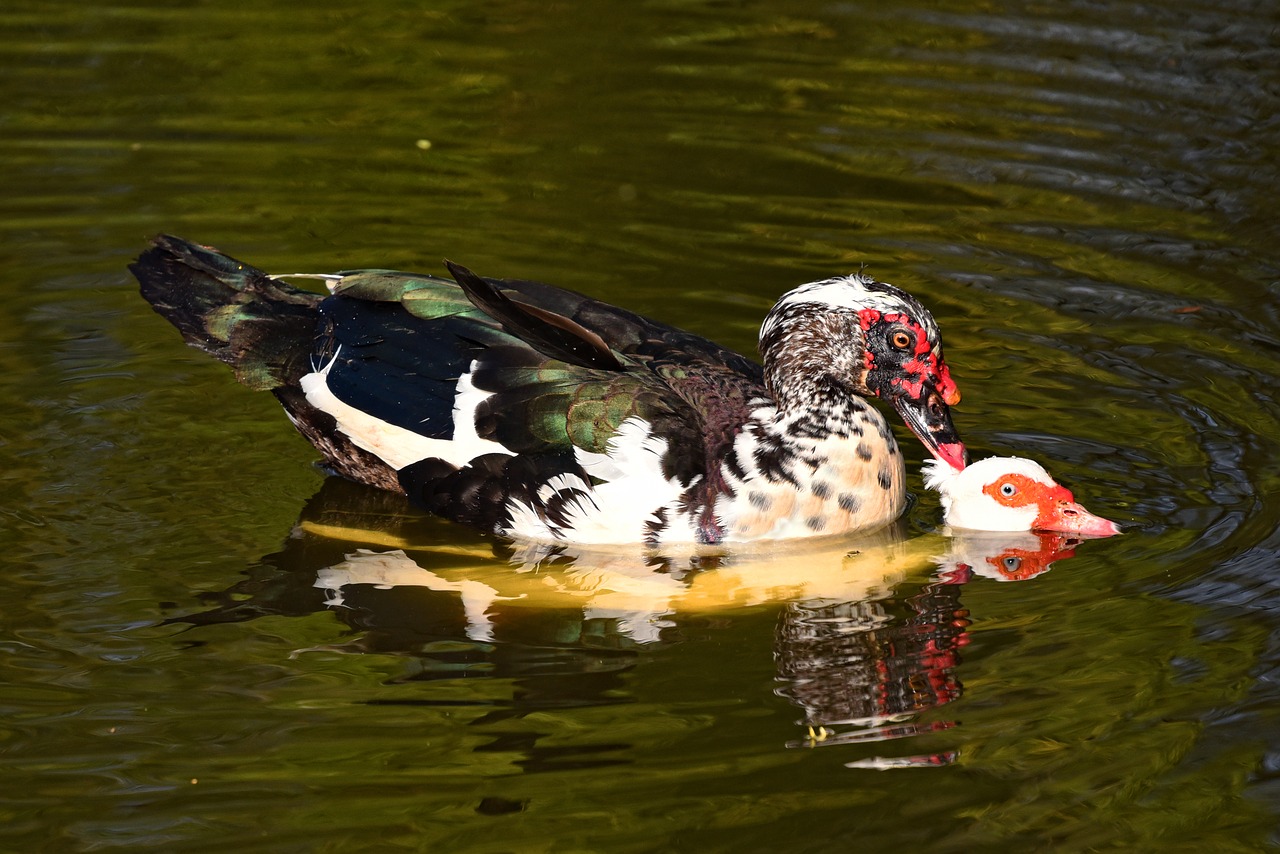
[
  {"x1": 446, "y1": 260, "x2": 624, "y2": 372},
  {"x1": 318, "y1": 297, "x2": 490, "y2": 440}
]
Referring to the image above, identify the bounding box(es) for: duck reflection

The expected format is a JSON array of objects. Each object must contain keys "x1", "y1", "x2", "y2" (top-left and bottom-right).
[
  {"x1": 774, "y1": 530, "x2": 1083, "y2": 767},
  {"x1": 175, "y1": 477, "x2": 1089, "y2": 767}
]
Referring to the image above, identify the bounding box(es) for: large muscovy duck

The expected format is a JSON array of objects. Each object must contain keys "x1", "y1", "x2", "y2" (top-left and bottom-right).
[{"x1": 132, "y1": 235, "x2": 965, "y2": 545}]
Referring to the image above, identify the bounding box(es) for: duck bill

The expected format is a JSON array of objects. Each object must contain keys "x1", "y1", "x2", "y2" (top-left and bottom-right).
[
  {"x1": 1042, "y1": 500, "x2": 1122, "y2": 537},
  {"x1": 890, "y1": 388, "x2": 966, "y2": 472}
]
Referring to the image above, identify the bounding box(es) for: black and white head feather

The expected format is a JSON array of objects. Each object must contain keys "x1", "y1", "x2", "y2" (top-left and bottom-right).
[
  {"x1": 760, "y1": 275, "x2": 941, "y2": 341},
  {"x1": 757, "y1": 274, "x2": 941, "y2": 408}
]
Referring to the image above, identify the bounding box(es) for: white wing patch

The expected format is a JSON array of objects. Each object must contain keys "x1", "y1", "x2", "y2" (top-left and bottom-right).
[
  {"x1": 301, "y1": 354, "x2": 699, "y2": 543},
  {"x1": 299, "y1": 352, "x2": 509, "y2": 470},
  {"x1": 503, "y1": 417, "x2": 699, "y2": 544},
  {"x1": 448, "y1": 368, "x2": 513, "y2": 463}
]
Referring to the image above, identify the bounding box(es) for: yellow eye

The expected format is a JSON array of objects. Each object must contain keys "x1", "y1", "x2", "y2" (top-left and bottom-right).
[{"x1": 891, "y1": 330, "x2": 912, "y2": 350}]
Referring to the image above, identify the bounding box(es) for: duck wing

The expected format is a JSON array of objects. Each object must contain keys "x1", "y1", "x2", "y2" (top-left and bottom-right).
[
  {"x1": 134, "y1": 236, "x2": 766, "y2": 541},
  {"x1": 444, "y1": 260, "x2": 622, "y2": 371},
  {"x1": 304, "y1": 264, "x2": 766, "y2": 540}
]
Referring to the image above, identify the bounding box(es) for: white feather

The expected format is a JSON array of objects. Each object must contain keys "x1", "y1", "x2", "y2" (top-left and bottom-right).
[
  {"x1": 299, "y1": 353, "x2": 510, "y2": 470},
  {"x1": 759, "y1": 275, "x2": 908, "y2": 341},
  {"x1": 924, "y1": 456, "x2": 1052, "y2": 531},
  {"x1": 504, "y1": 417, "x2": 698, "y2": 544},
  {"x1": 448, "y1": 368, "x2": 514, "y2": 462}
]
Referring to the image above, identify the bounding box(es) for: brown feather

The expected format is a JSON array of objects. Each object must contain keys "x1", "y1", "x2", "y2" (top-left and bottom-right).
[{"x1": 445, "y1": 260, "x2": 624, "y2": 371}]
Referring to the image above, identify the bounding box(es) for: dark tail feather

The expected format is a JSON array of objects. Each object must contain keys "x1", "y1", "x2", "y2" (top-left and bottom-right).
[{"x1": 131, "y1": 235, "x2": 322, "y2": 391}]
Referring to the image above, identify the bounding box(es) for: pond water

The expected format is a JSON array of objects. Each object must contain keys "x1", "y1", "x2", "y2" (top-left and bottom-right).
[{"x1": 4, "y1": 0, "x2": 1280, "y2": 850}]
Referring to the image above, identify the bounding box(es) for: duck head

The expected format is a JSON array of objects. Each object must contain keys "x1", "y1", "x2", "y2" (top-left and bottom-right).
[
  {"x1": 923, "y1": 456, "x2": 1121, "y2": 536},
  {"x1": 759, "y1": 274, "x2": 966, "y2": 470}
]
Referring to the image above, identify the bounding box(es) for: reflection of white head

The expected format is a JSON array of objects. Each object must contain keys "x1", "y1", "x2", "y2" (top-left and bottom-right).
[
  {"x1": 938, "y1": 531, "x2": 1080, "y2": 582},
  {"x1": 923, "y1": 456, "x2": 1120, "y2": 536}
]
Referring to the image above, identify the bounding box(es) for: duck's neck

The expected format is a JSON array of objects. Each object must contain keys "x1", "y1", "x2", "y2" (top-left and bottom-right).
[{"x1": 765, "y1": 374, "x2": 876, "y2": 439}]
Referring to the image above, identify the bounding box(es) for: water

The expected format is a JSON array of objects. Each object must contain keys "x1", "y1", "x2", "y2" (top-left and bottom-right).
[{"x1": 3, "y1": 0, "x2": 1279, "y2": 850}]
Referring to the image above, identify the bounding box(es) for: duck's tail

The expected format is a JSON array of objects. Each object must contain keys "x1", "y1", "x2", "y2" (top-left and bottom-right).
[{"x1": 131, "y1": 234, "x2": 322, "y2": 391}]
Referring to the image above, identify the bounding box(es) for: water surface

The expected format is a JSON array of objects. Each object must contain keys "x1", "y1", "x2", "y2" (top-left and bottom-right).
[{"x1": 3, "y1": 0, "x2": 1279, "y2": 850}]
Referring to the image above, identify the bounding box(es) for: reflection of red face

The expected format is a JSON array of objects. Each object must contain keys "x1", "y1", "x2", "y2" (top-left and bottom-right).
[{"x1": 983, "y1": 532, "x2": 1079, "y2": 581}]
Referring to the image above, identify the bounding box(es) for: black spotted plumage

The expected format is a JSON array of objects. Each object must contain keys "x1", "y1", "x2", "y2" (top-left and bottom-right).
[{"x1": 399, "y1": 452, "x2": 591, "y2": 535}]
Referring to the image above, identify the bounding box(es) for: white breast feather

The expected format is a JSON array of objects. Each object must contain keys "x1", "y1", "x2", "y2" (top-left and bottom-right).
[
  {"x1": 716, "y1": 406, "x2": 905, "y2": 540},
  {"x1": 504, "y1": 417, "x2": 698, "y2": 544}
]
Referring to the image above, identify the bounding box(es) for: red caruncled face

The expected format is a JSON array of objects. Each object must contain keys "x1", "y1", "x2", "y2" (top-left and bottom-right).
[{"x1": 858, "y1": 308, "x2": 965, "y2": 471}]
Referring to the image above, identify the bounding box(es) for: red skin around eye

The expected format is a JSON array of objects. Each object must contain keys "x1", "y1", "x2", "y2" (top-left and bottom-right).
[
  {"x1": 894, "y1": 374, "x2": 927, "y2": 398},
  {"x1": 857, "y1": 308, "x2": 961, "y2": 404},
  {"x1": 981, "y1": 473, "x2": 1121, "y2": 537},
  {"x1": 984, "y1": 534, "x2": 1079, "y2": 580},
  {"x1": 982, "y1": 474, "x2": 1077, "y2": 530}
]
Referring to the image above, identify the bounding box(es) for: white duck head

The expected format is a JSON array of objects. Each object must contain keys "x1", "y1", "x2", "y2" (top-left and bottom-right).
[{"x1": 923, "y1": 456, "x2": 1120, "y2": 536}]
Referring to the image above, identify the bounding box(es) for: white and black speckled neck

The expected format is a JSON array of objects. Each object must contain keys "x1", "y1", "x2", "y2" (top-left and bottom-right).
[{"x1": 709, "y1": 395, "x2": 905, "y2": 540}]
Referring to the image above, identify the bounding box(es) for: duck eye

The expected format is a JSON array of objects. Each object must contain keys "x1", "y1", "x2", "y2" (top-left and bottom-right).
[
  {"x1": 1003, "y1": 556, "x2": 1022, "y2": 572},
  {"x1": 1000, "y1": 482, "x2": 1017, "y2": 497},
  {"x1": 890, "y1": 330, "x2": 912, "y2": 350}
]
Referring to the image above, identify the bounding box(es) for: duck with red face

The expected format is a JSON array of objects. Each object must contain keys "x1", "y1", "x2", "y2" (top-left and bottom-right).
[
  {"x1": 924, "y1": 456, "x2": 1120, "y2": 536},
  {"x1": 857, "y1": 306, "x2": 965, "y2": 472}
]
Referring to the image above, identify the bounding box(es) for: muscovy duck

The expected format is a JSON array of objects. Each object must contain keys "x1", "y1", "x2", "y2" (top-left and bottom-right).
[
  {"x1": 923, "y1": 456, "x2": 1119, "y2": 536},
  {"x1": 132, "y1": 235, "x2": 965, "y2": 545}
]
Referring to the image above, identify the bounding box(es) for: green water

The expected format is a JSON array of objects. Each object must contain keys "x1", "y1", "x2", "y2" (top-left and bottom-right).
[{"x1": 4, "y1": 1, "x2": 1280, "y2": 850}]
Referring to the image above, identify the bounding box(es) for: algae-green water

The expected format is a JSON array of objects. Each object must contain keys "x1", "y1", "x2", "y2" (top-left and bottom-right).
[{"x1": 3, "y1": 1, "x2": 1279, "y2": 850}]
